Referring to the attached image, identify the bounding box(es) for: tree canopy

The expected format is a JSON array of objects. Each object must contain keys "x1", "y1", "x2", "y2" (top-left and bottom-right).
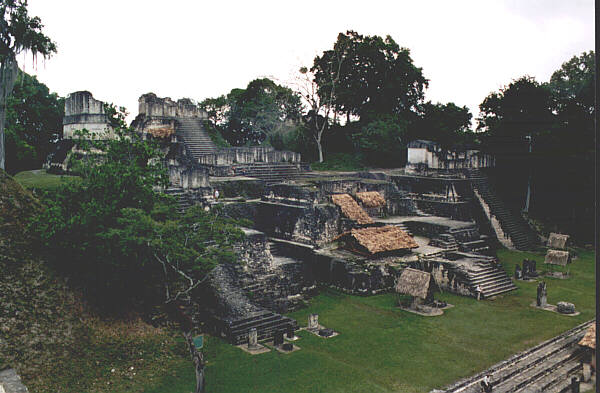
[
  {"x1": 33, "y1": 111, "x2": 245, "y2": 309},
  {"x1": 4, "y1": 70, "x2": 64, "y2": 174},
  {"x1": 200, "y1": 78, "x2": 302, "y2": 146},
  {"x1": 312, "y1": 30, "x2": 428, "y2": 122},
  {"x1": 1, "y1": 0, "x2": 56, "y2": 170}
]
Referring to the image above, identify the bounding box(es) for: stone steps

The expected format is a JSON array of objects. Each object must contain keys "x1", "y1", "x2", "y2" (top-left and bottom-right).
[
  {"x1": 467, "y1": 171, "x2": 539, "y2": 251},
  {"x1": 176, "y1": 117, "x2": 217, "y2": 159},
  {"x1": 467, "y1": 260, "x2": 517, "y2": 297},
  {"x1": 439, "y1": 320, "x2": 593, "y2": 393}
]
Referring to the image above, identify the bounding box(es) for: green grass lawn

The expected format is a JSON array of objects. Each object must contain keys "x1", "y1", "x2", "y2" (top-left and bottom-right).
[
  {"x1": 13, "y1": 169, "x2": 80, "y2": 190},
  {"x1": 144, "y1": 249, "x2": 595, "y2": 393}
]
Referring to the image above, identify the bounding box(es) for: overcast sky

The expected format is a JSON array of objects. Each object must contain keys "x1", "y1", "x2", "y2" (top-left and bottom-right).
[{"x1": 22, "y1": 0, "x2": 594, "y2": 126}]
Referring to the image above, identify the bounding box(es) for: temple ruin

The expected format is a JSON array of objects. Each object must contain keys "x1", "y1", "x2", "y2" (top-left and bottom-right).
[{"x1": 44, "y1": 89, "x2": 543, "y2": 350}]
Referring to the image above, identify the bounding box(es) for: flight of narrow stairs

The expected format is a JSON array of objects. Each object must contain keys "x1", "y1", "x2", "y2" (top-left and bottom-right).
[
  {"x1": 467, "y1": 258, "x2": 517, "y2": 298},
  {"x1": 466, "y1": 169, "x2": 539, "y2": 251},
  {"x1": 176, "y1": 117, "x2": 217, "y2": 160}
]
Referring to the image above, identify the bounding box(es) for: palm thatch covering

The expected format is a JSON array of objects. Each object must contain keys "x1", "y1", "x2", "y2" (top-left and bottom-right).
[
  {"x1": 547, "y1": 233, "x2": 569, "y2": 249},
  {"x1": 395, "y1": 268, "x2": 433, "y2": 299},
  {"x1": 578, "y1": 324, "x2": 596, "y2": 349},
  {"x1": 544, "y1": 249, "x2": 570, "y2": 266},
  {"x1": 331, "y1": 194, "x2": 373, "y2": 225},
  {"x1": 355, "y1": 191, "x2": 386, "y2": 208},
  {"x1": 339, "y1": 225, "x2": 418, "y2": 255}
]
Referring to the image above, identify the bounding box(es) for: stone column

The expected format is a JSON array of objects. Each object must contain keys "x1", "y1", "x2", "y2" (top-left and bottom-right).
[
  {"x1": 308, "y1": 314, "x2": 319, "y2": 330},
  {"x1": 286, "y1": 324, "x2": 295, "y2": 339},
  {"x1": 248, "y1": 328, "x2": 258, "y2": 349},
  {"x1": 274, "y1": 330, "x2": 284, "y2": 346}
]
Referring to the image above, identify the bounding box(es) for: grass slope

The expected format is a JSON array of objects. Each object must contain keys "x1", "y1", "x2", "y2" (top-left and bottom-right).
[{"x1": 13, "y1": 169, "x2": 79, "y2": 191}]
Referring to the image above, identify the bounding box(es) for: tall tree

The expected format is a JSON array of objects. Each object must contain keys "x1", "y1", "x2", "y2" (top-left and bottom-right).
[
  {"x1": 412, "y1": 101, "x2": 472, "y2": 148},
  {"x1": 548, "y1": 51, "x2": 594, "y2": 152},
  {"x1": 477, "y1": 76, "x2": 555, "y2": 153},
  {"x1": 312, "y1": 31, "x2": 428, "y2": 122},
  {"x1": 4, "y1": 70, "x2": 64, "y2": 173},
  {"x1": 1, "y1": 0, "x2": 56, "y2": 170},
  {"x1": 221, "y1": 78, "x2": 302, "y2": 146}
]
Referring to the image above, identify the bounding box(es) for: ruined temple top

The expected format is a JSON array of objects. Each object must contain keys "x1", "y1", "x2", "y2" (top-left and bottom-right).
[
  {"x1": 138, "y1": 93, "x2": 207, "y2": 119},
  {"x1": 65, "y1": 91, "x2": 106, "y2": 117}
]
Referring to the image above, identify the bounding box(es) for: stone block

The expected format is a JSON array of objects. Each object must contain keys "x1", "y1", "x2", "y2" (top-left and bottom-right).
[{"x1": 557, "y1": 301, "x2": 576, "y2": 314}]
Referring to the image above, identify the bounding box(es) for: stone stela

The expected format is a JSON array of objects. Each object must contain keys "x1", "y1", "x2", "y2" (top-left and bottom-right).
[{"x1": 308, "y1": 314, "x2": 319, "y2": 330}]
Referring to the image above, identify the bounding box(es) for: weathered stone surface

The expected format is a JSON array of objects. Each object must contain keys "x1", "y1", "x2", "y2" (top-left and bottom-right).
[
  {"x1": 547, "y1": 233, "x2": 569, "y2": 249},
  {"x1": 557, "y1": 301, "x2": 576, "y2": 314},
  {"x1": 545, "y1": 249, "x2": 570, "y2": 266},
  {"x1": 63, "y1": 91, "x2": 114, "y2": 140},
  {"x1": 0, "y1": 369, "x2": 28, "y2": 393}
]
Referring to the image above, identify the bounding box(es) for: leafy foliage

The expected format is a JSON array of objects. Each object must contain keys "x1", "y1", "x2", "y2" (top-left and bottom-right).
[
  {"x1": 32, "y1": 114, "x2": 244, "y2": 309},
  {"x1": 1, "y1": 0, "x2": 56, "y2": 170},
  {"x1": 351, "y1": 115, "x2": 408, "y2": 167},
  {"x1": 200, "y1": 78, "x2": 302, "y2": 146},
  {"x1": 312, "y1": 30, "x2": 428, "y2": 122},
  {"x1": 4, "y1": 70, "x2": 64, "y2": 173},
  {"x1": 411, "y1": 101, "x2": 473, "y2": 148}
]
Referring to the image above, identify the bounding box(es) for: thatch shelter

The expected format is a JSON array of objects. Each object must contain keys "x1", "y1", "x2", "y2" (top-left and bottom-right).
[
  {"x1": 395, "y1": 268, "x2": 436, "y2": 308},
  {"x1": 337, "y1": 226, "x2": 419, "y2": 256},
  {"x1": 544, "y1": 249, "x2": 570, "y2": 266},
  {"x1": 547, "y1": 233, "x2": 569, "y2": 250},
  {"x1": 331, "y1": 194, "x2": 373, "y2": 225},
  {"x1": 579, "y1": 324, "x2": 595, "y2": 350},
  {"x1": 355, "y1": 191, "x2": 386, "y2": 208}
]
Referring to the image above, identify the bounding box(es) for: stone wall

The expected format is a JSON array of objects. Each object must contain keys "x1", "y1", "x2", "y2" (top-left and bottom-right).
[
  {"x1": 409, "y1": 259, "x2": 473, "y2": 296},
  {"x1": 196, "y1": 147, "x2": 301, "y2": 167},
  {"x1": 63, "y1": 91, "x2": 113, "y2": 139},
  {"x1": 137, "y1": 93, "x2": 207, "y2": 119}
]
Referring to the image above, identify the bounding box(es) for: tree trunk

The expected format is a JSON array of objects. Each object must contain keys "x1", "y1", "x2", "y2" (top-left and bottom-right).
[
  {"x1": 0, "y1": 56, "x2": 19, "y2": 171},
  {"x1": 183, "y1": 331, "x2": 205, "y2": 393}
]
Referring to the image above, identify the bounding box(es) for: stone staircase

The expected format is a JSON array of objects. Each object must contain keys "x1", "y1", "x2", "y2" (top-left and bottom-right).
[
  {"x1": 164, "y1": 187, "x2": 193, "y2": 212},
  {"x1": 467, "y1": 169, "x2": 539, "y2": 251},
  {"x1": 176, "y1": 117, "x2": 217, "y2": 160},
  {"x1": 233, "y1": 162, "x2": 309, "y2": 184},
  {"x1": 440, "y1": 320, "x2": 592, "y2": 393},
  {"x1": 223, "y1": 311, "x2": 298, "y2": 345},
  {"x1": 467, "y1": 258, "x2": 517, "y2": 298},
  {"x1": 430, "y1": 233, "x2": 459, "y2": 252}
]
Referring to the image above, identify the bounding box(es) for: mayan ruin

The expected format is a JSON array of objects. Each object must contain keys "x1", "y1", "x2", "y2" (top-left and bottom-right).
[{"x1": 0, "y1": 2, "x2": 595, "y2": 393}]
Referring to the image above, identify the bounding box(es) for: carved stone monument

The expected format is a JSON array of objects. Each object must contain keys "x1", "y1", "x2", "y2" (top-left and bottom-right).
[
  {"x1": 514, "y1": 264, "x2": 522, "y2": 279},
  {"x1": 274, "y1": 329, "x2": 284, "y2": 346},
  {"x1": 536, "y1": 281, "x2": 547, "y2": 307},
  {"x1": 286, "y1": 324, "x2": 295, "y2": 339},
  {"x1": 248, "y1": 328, "x2": 258, "y2": 349},
  {"x1": 308, "y1": 314, "x2": 319, "y2": 330}
]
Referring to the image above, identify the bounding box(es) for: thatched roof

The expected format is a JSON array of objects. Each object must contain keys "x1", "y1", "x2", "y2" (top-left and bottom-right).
[
  {"x1": 331, "y1": 194, "x2": 373, "y2": 225},
  {"x1": 544, "y1": 249, "x2": 570, "y2": 266},
  {"x1": 578, "y1": 324, "x2": 595, "y2": 349},
  {"x1": 355, "y1": 191, "x2": 386, "y2": 208},
  {"x1": 343, "y1": 225, "x2": 418, "y2": 255},
  {"x1": 395, "y1": 268, "x2": 432, "y2": 299},
  {"x1": 547, "y1": 233, "x2": 569, "y2": 249}
]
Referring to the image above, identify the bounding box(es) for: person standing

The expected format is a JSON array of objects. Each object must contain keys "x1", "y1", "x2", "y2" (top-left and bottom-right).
[{"x1": 475, "y1": 284, "x2": 482, "y2": 301}]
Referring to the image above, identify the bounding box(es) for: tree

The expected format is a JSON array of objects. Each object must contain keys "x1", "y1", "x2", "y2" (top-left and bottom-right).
[
  {"x1": 548, "y1": 51, "x2": 594, "y2": 152},
  {"x1": 204, "y1": 78, "x2": 303, "y2": 146},
  {"x1": 4, "y1": 70, "x2": 64, "y2": 173},
  {"x1": 351, "y1": 115, "x2": 408, "y2": 167},
  {"x1": 477, "y1": 76, "x2": 555, "y2": 153},
  {"x1": 33, "y1": 108, "x2": 246, "y2": 310},
  {"x1": 1, "y1": 0, "x2": 56, "y2": 170},
  {"x1": 412, "y1": 101, "x2": 472, "y2": 148},
  {"x1": 312, "y1": 31, "x2": 428, "y2": 122}
]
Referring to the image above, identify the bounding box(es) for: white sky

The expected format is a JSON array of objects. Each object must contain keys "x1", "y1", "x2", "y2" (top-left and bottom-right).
[{"x1": 22, "y1": 0, "x2": 594, "y2": 127}]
